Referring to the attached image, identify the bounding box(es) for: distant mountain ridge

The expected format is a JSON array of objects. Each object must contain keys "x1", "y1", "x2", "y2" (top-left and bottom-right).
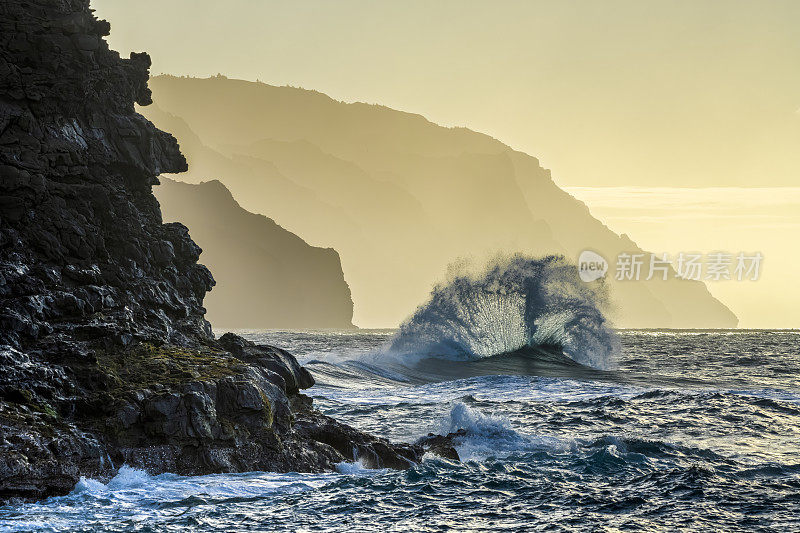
[
  {"x1": 142, "y1": 75, "x2": 737, "y2": 329},
  {"x1": 155, "y1": 178, "x2": 354, "y2": 329}
]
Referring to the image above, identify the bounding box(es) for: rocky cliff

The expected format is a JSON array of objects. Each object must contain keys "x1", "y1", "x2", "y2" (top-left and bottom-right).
[
  {"x1": 155, "y1": 178, "x2": 354, "y2": 330},
  {"x1": 0, "y1": 0, "x2": 442, "y2": 501},
  {"x1": 144, "y1": 75, "x2": 738, "y2": 329}
]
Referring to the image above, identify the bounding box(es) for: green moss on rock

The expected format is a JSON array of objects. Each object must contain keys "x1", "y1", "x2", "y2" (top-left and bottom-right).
[
  {"x1": 258, "y1": 389, "x2": 274, "y2": 427},
  {"x1": 94, "y1": 343, "x2": 242, "y2": 394}
]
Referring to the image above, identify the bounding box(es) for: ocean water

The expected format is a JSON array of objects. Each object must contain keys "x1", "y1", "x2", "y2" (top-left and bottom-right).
[{"x1": 2, "y1": 329, "x2": 799, "y2": 532}]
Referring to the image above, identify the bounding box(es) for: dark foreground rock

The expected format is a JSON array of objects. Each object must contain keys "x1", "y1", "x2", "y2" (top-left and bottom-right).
[
  {"x1": 0, "y1": 0, "x2": 450, "y2": 501},
  {"x1": 415, "y1": 430, "x2": 466, "y2": 462},
  {"x1": 0, "y1": 335, "x2": 444, "y2": 501}
]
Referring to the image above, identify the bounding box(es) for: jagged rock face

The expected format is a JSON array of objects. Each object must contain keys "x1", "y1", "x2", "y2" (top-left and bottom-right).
[
  {"x1": 0, "y1": 0, "x2": 215, "y2": 499},
  {"x1": 0, "y1": 0, "x2": 445, "y2": 501},
  {"x1": 0, "y1": 0, "x2": 214, "y2": 351}
]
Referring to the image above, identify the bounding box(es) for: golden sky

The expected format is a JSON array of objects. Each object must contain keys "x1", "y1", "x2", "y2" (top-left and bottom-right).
[
  {"x1": 566, "y1": 187, "x2": 800, "y2": 328},
  {"x1": 95, "y1": 0, "x2": 800, "y2": 187},
  {"x1": 93, "y1": 0, "x2": 800, "y2": 327}
]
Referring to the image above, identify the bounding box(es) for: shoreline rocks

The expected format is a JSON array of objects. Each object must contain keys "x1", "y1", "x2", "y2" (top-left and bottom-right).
[{"x1": 0, "y1": 0, "x2": 450, "y2": 501}]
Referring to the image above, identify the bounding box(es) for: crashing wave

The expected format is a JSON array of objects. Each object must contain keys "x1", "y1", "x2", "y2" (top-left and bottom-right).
[{"x1": 384, "y1": 255, "x2": 619, "y2": 369}]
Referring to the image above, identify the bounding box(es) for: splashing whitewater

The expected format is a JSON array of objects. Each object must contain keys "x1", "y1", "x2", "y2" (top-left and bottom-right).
[{"x1": 386, "y1": 255, "x2": 619, "y2": 369}]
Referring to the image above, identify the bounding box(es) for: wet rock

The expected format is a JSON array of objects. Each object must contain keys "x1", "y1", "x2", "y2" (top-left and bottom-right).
[
  {"x1": 415, "y1": 430, "x2": 465, "y2": 461},
  {"x1": 0, "y1": 0, "x2": 454, "y2": 502},
  {"x1": 292, "y1": 401, "x2": 421, "y2": 469},
  {"x1": 219, "y1": 332, "x2": 315, "y2": 393}
]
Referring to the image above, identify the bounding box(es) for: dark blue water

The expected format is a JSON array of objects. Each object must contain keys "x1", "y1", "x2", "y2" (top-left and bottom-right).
[{"x1": 2, "y1": 330, "x2": 799, "y2": 532}]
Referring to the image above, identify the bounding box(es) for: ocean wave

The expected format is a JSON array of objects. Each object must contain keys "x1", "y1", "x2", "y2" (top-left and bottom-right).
[
  {"x1": 335, "y1": 460, "x2": 388, "y2": 475},
  {"x1": 436, "y1": 402, "x2": 561, "y2": 461},
  {"x1": 72, "y1": 465, "x2": 150, "y2": 495},
  {"x1": 381, "y1": 255, "x2": 619, "y2": 370}
]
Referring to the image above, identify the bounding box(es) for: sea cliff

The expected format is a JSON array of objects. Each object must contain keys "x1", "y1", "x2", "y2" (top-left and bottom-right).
[
  {"x1": 0, "y1": 0, "x2": 442, "y2": 500},
  {"x1": 155, "y1": 178, "x2": 354, "y2": 330}
]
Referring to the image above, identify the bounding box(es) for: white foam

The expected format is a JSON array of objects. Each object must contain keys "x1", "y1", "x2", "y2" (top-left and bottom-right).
[
  {"x1": 438, "y1": 401, "x2": 563, "y2": 462},
  {"x1": 335, "y1": 460, "x2": 387, "y2": 475}
]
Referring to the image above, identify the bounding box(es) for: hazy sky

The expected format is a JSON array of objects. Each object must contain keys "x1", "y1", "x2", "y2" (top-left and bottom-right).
[
  {"x1": 566, "y1": 187, "x2": 800, "y2": 328},
  {"x1": 95, "y1": 0, "x2": 800, "y2": 188}
]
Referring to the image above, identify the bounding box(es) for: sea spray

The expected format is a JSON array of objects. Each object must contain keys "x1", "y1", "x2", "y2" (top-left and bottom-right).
[
  {"x1": 386, "y1": 255, "x2": 619, "y2": 369},
  {"x1": 437, "y1": 402, "x2": 562, "y2": 461}
]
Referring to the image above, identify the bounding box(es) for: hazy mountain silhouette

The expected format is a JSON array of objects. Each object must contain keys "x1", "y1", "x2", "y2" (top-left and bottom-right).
[
  {"x1": 154, "y1": 178, "x2": 354, "y2": 329},
  {"x1": 143, "y1": 75, "x2": 737, "y2": 329}
]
